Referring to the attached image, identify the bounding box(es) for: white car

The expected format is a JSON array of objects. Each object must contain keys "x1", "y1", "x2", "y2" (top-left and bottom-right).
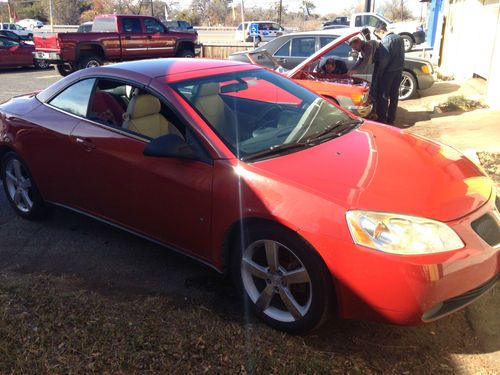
[
  {"x1": 235, "y1": 21, "x2": 287, "y2": 43},
  {"x1": 1, "y1": 23, "x2": 33, "y2": 38},
  {"x1": 17, "y1": 19, "x2": 44, "y2": 29}
]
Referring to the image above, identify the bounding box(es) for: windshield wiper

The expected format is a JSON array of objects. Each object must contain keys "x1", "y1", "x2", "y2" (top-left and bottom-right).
[
  {"x1": 306, "y1": 118, "x2": 364, "y2": 143},
  {"x1": 241, "y1": 142, "x2": 310, "y2": 162}
]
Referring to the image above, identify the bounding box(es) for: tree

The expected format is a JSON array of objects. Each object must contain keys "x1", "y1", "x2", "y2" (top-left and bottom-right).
[
  {"x1": 380, "y1": 0, "x2": 413, "y2": 21},
  {"x1": 300, "y1": 0, "x2": 316, "y2": 18}
]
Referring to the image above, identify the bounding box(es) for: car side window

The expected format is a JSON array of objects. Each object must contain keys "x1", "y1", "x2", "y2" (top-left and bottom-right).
[
  {"x1": 49, "y1": 79, "x2": 96, "y2": 117},
  {"x1": 144, "y1": 18, "x2": 165, "y2": 33},
  {"x1": 320, "y1": 37, "x2": 335, "y2": 48},
  {"x1": 122, "y1": 18, "x2": 142, "y2": 33},
  {"x1": 325, "y1": 41, "x2": 351, "y2": 58},
  {"x1": 9, "y1": 24, "x2": 16, "y2": 30},
  {"x1": 86, "y1": 79, "x2": 185, "y2": 141},
  {"x1": 291, "y1": 37, "x2": 315, "y2": 57},
  {"x1": 274, "y1": 40, "x2": 291, "y2": 57}
]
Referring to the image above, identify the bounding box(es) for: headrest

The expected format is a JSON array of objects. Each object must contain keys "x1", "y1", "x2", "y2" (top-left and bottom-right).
[
  {"x1": 197, "y1": 82, "x2": 220, "y2": 97},
  {"x1": 131, "y1": 94, "x2": 161, "y2": 119}
]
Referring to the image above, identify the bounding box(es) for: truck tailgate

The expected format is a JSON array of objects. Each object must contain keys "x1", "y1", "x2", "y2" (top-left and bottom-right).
[{"x1": 34, "y1": 33, "x2": 60, "y2": 51}]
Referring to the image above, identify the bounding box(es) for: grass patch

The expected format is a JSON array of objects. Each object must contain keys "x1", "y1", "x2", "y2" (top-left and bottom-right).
[{"x1": 435, "y1": 95, "x2": 485, "y2": 113}]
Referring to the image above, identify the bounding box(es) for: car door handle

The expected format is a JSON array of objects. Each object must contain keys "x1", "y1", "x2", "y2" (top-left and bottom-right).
[
  {"x1": 277, "y1": 58, "x2": 287, "y2": 63},
  {"x1": 74, "y1": 137, "x2": 96, "y2": 151}
]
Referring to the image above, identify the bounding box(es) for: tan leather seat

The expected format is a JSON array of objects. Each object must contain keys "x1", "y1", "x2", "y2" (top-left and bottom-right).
[
  {"x1": 193, "y1": 83, "x2": 236, "y2": 141},
  {"x1": 123, "y1": 94, "x2": 183, "y2": 139}
]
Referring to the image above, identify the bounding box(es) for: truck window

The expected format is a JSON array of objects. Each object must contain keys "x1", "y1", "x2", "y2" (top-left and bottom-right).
[
  {"x1": 144, "y1": 18, "x2": 165, "y2": 33},
  {"x1": 122, "y1": 18, "x2": 142, "y2": 33},
  {"x1": 92, "y1": 17, "x2": 116, "y2": 32}
]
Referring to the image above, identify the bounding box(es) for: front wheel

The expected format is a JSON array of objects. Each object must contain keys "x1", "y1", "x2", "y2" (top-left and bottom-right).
[
  {"x1": 231, "y1": 223, "x2": 333, "y2": 333},
  {"x1": 399, "y1": 70, "x2": 417, "y2": 100},
  {"x1": 1, "y1": 152, "x2": 47, "y2": 220}
]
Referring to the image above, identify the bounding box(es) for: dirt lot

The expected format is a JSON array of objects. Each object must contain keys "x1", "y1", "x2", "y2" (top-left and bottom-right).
[{"x1": 0, "y1": 68, "x2": 498, "y2": 374}]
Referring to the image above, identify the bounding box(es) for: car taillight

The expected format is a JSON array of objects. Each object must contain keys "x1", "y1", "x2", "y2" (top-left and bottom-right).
[{"x1": 56, "y1": 38, "x2": 62, "y2": 49}]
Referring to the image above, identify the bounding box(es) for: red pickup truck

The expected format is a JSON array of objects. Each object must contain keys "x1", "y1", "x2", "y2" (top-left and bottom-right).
[{"x1": 33, "y1": 14, "x2": 201, "y2": 76}]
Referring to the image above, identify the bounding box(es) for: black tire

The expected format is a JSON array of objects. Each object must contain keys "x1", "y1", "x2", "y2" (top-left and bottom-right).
[
  {"x1": 28, "y1": 33, "x2": 33, "y2": 39},
  {"x1": 34, "y1": 59, "x2": 50, "y2": 69},
  {"x1": 176, "y1": 49, "x2": 195, "y2": 58},
  {"x1": 399, "y1": 70, "x2": 417, "y2": 100},
  {"x1": 1, "y1": 152, "x2": 47, "y2": 221},
  {"x1": 78, "y1": 55, "x2": 103, "y2": 70},
  {"x1": 231, "y1": 222, "x2": 333, "y2": 333},
  {"x1": 400, "y1": 34, "x2": 414, "y2": 52},
  {"x1": 56, "y1": 63, "x2": 76, "y2": 77}
]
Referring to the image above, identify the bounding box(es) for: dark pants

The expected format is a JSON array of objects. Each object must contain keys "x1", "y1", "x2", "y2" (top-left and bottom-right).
[{"x1": 375, "y1": 70, "x2": 402, "y2": 124}]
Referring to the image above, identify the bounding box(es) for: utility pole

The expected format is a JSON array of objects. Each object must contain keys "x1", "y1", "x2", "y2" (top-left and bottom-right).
[
  {"x1": 278, "y1": 0, "x2": 283, "y2": 25},
  {"x1": 7, "y1": 0, "x2": 12, "y2": 23},
  {"x1": 240, "y1": 0, "x2": 245, "y2": 28},
  {"x1": 151, "y1": 0, "x2": 154, "y2": 16},
  {"x1": 49, "y1": 0, "x2": 54, "y2": 32},
  {"x1": 364, "y1": 0, "x2": 371, "y2": 12},
  {"x1": 401, "y1": 0, "x2": 404, "y2": 20}
]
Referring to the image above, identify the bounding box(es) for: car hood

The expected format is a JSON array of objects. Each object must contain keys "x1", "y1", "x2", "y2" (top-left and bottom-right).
[
  {"x1": 246, "y1": 122, "x2": 491, "y2": 222},
  {"x1": 287, "y1": 30, "x2": 361, "y2": 79}
]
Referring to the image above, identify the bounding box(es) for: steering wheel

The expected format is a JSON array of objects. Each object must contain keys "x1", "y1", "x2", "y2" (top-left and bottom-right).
[{"x1": 252, "y1": 105, "x2": 282, "y2": 137}]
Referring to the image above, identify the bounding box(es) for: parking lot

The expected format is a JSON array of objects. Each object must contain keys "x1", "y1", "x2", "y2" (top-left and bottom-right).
[{"x1": 0, "y1": 66, "x2": 498, "y2": 374}]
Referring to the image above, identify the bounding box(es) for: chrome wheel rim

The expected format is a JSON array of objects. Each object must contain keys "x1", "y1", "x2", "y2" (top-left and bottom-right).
[
  {"x1": 37, "y1": 60, "x2": 49, "y2": 69},
  {"x1": 403, "y1": 37, "x2": 411, "y2": 51},
  {"x1": 241, "y1": 239, "x2": 312, "y2": 323},
  {"x1": 399, "y1": 73, "x2": 414, "y2": 100},
  {"x1": 86, "y1": 60, "x2": 100, "y2": 68},
  {"x1": 4, "y1": 159, "x2": 33, "y2": 213}
]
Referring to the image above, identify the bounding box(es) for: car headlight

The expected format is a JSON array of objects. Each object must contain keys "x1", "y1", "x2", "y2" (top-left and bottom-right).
[{"x1": 346, "y1": 210, "x2": 464, "y2": 254}]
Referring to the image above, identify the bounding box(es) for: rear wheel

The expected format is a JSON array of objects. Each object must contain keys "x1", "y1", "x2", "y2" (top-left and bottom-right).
[
  {"x1": 34, "y1": 59, "x2": 50, "y2": 69},
  {"x1": 400, "y1": 34, "x2": 414, "y2": 52},
  {"x1": 56, "y1": 63, "x2": 76, "y2": 77},
  {"x1": 78, "y1": 55, "x2": 103, "y2": 70},
  {"x1": 176, "y1": 49, "x2": 195, "y2": 58},
  {"x1": 1, "y1": 152, "x2": 47, "y2": 220},
  {"x1": 231, "y1": 223, "x2": 333, "y2": 333}
]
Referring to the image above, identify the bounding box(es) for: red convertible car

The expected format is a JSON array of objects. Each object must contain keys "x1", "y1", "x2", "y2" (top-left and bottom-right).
[{"x1": 0, "y1": 59, "x2": 498, "y2": 332}]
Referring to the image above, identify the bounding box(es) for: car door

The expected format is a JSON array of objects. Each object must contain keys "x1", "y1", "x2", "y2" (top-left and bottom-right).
[
  {"x1": 143, "y1": 17, "x2": 176, "y2": 58},
  {"x1": 119, "y1": 17, "x2": 149, "y2": 59},
  {"x1": 0, "y1": 38, "x2": 11, "y2": 66},
  {"x1": 0, "y1": 39, "x2": 24, "y2": 66},
  {"x1": 273, "y1": 36, "x2": 315, "y2": 69},
  {"x1": 68, "y1": 78, "x2": 214, "y2": 259}
]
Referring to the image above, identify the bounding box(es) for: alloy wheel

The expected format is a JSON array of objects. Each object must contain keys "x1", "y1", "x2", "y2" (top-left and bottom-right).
[
  {"x1": 399, "y1": 73, "x2": 415, "y2": 100},
  {"x1": 241, "y1": 239, "x2": 312, "y2": 323},
  {"x1": 4, "y1": 159, "x2": 33, "y2": 213}
]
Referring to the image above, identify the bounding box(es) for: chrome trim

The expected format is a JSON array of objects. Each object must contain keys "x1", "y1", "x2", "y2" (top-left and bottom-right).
[
  {"x1": 48, "y1": 201, "x2": 221, "y2": 273},
  {"x1": 125, "y1": 47, "x2": 148, "y2": 51}
]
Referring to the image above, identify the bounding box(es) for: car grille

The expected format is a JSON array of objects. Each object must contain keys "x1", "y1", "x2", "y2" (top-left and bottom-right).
[{"x1": 471, "y1": 213, "x2": 500, "y2": 247}]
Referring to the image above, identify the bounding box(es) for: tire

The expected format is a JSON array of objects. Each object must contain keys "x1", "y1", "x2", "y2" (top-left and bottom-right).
[
  {"x1": 56, "y1": 63, "x2": 76, "y2": 77},
  {"x1": 176, "y1": 49, "x2": 195, "y2": 58},
  {"x1": 400, "y1": 34, "x2": 414, "y2": 52},
  {"x1": 28, "y1": 33, "x2": 33, "y2": 39},
  {"x1": 231, "y1": 222, "x2": 333, "y2": 333},
  {"x1": 1, "y1": 152, "x2": 47, "y2": 221},
  {"x1": 399, "y1": 70, "x2": 417, "y2": 100},
  {"x1": 34, "y1": 59, "x2": 50, "y2": 69},
  {"x1": 78, "y1": 55, "x2": 103, "y2": 70}
]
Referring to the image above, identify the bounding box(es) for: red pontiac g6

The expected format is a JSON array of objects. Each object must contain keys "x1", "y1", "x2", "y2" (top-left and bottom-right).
[{"x1": 0, "y1": 59, "x2": 498, "y2": 332}]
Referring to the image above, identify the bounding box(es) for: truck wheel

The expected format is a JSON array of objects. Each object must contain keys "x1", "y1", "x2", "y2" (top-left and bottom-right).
[
  {"x1": 400, "y1": 34, "x2": 413, "y2": 52},
  {"x1": 176, "y1": 50, "x2": 195, "y2": 58},
  {"x1": 34, "y1": 60, "x2": 50, "y2": 69},
  {"x1": 78, "y1": 55, "x2": 103, "y2": 70},
  {"x1": 56, "y1": 63, "x2": 76, "y2": 77}
]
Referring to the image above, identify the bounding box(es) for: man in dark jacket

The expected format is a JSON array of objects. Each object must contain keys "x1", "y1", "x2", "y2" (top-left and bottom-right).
[{"x1": 372, "y1": 22, "x2": 405, "y2": 125}]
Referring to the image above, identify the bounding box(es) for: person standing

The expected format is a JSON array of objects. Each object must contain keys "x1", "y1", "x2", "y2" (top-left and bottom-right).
[
  {"x1": 371, "y1": 22, "x2": 405, "y2": 125},
  {"x1": 347, "y1": 37, "x2": 379, "y2": 76}
]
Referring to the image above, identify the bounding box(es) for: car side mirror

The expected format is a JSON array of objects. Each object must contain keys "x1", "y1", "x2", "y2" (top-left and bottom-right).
[{"x1": 144, "y1": 134, "x2": 196, "y2": 159}]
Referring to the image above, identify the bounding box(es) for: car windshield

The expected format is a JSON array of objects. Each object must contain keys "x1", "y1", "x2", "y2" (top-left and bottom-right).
[
  {"x1": 377, "y1": 14, "x2": 393, "y2": 24},
  {"x1": 171, "y1": 69, "x2": 356, "y2": 160}
]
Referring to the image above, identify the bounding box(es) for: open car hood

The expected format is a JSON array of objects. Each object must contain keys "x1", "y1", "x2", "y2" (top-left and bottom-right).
[{"x1": 286, "y1": 30, "x2": 362, "y2": 79}]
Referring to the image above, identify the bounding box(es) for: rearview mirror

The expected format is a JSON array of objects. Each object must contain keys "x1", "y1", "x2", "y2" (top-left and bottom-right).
[
  {"x1": 143, "y1": 134, "x2": 196, "y2": 159},
  {"x1": 220, "y1": 81, "x2": 248, "y2": 93}
]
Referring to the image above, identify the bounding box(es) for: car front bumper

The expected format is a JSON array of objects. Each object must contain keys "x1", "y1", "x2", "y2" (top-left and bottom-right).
[
  {"x1": 301, "y1": 195, "x2": 499, "y2": 325},
  {"x1": 416, "y1": 71, "x2": 435, "y2": 90}
]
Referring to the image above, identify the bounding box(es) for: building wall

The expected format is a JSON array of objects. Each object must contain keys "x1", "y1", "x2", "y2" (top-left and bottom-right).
[{"x1": 437, "y1": 0, "x2": 500, "y2": 107}]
